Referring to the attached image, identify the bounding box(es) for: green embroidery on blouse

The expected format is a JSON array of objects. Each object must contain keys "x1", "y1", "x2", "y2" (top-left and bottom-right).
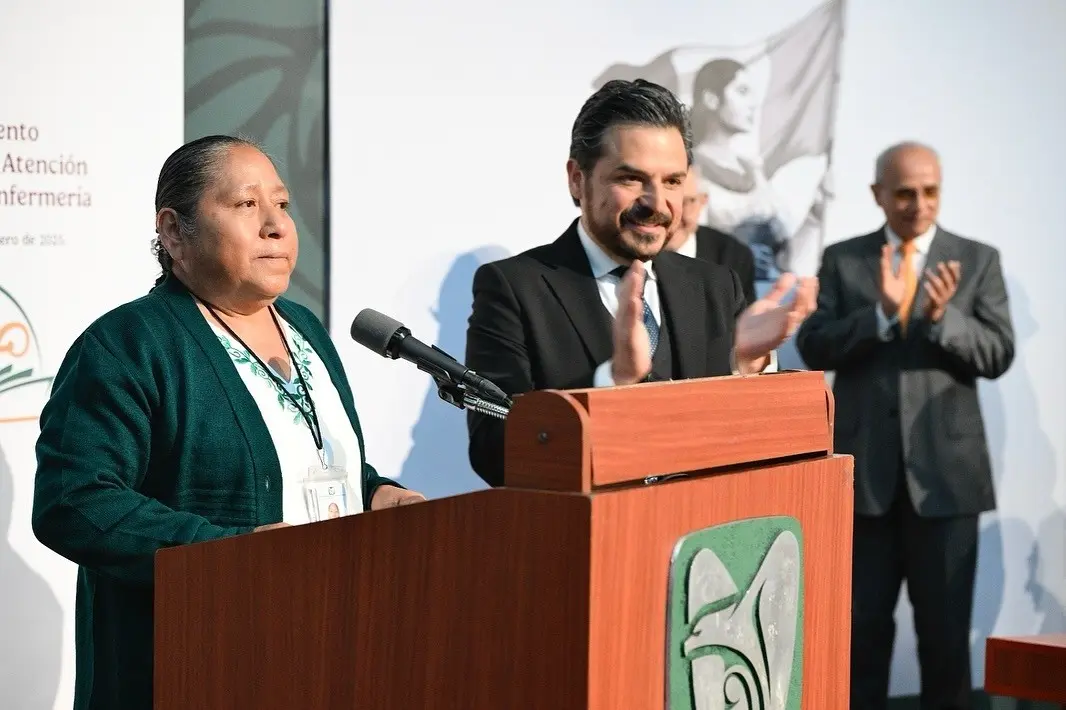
[{"x1": 215, "y1": 324, "x2": 316, "y2": 424}]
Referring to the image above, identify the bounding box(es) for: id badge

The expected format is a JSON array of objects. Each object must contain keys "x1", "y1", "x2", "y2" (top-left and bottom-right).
[{"x1": 302, "y1": 465, "x2": 355, "y2": 522}]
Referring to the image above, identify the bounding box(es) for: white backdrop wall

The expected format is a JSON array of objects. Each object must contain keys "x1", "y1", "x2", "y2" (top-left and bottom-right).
[
  {"x1": 0, "y1": 2, "x2": 184, "y2": 707},
  {"x1": 329, "y1": 0, "x2": 1066, "y2": 696}
]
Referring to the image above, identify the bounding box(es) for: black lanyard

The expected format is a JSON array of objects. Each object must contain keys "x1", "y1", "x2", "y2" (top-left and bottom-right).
[{"x1": 201, "y1": 300, "x2": 325, "y2": 462}]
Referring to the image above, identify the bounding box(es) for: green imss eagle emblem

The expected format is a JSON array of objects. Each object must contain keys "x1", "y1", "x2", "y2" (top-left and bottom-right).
[{"x1": 666, "y1": 516, "x2": 804, "y2": 710}]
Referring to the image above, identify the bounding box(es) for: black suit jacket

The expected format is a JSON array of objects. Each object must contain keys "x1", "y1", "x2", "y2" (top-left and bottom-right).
[
  {"x1": 795, "y1": 227, "x2": 1015, "y2": 517},
  {"x1": 695, "y1": 225, "x2": 757, "y2": 306},
  {"x1": 465, "y1": 220, "x2": 747, "y2": 486}
]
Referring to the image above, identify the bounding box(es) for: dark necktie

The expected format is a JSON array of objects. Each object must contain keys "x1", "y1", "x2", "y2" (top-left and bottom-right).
[{"x1": 611, "y1": 266, "x2": 660, "y2": 357}]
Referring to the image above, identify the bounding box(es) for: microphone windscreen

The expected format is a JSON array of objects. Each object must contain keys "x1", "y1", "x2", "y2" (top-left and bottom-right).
[{"x1": 350, "y1": 308, "x2": 404, "y2": 356}]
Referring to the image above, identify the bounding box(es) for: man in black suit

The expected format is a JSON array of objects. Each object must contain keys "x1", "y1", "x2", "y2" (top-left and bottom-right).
[
  {"x1": 464, "y1": 79, "x2": 818, "y2": 487},
  {"x1": 665, "y1": 164, "x2": 757, "y2": 305},
  {"x1": 795, "y1": 142, "x2": 1015, "y2": 710}
]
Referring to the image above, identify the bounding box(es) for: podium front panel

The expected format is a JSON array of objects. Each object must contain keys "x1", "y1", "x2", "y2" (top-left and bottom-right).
[{"x1": 586, "y1": 455, "x2": 852, "y2": 709}]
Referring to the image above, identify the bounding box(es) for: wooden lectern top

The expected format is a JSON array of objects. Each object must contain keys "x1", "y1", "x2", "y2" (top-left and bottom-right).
[{"x1": 504, "y1": 370, "x2": 834, "y2": 491}]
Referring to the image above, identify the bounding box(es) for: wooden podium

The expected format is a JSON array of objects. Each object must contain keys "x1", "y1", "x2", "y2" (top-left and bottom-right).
[
  {"x1": 985, "y1": 634, "x2": 1066, "y2": 705},
  {"x1": 154, "y1": 371, "x2": 854, "y2": 709}
]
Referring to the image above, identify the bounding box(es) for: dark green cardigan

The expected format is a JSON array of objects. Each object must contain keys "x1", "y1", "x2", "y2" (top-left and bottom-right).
[{"x1": 31, "y1": 275, "x2": 399, "y2": 710}]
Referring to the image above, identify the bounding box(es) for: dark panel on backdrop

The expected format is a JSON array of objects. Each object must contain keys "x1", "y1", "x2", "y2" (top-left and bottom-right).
[{"x1": 184, "y1": 0, "x2": 328, "y2": 321}]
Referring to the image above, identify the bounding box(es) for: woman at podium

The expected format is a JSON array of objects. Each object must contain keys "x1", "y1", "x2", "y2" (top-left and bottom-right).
[{"x1": 30, "y1": 135, "x2": 424, "y2": 710}]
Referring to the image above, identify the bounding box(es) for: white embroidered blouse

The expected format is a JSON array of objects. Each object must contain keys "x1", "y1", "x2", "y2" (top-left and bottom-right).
[{"x1": 207, "y1": 315, "x2": 365, "y2": 524}]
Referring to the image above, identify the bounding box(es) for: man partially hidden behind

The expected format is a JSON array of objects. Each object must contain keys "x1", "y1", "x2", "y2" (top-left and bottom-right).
[
  {"x1": 464, "y1": 79, "x2": 818, "y2": 487},
  {"x1": 666, "y1": 163, "x2": 757, "y2": 305},
  {"x1": 795, "y1": 142, "x2": 1015, "y2": 710}
]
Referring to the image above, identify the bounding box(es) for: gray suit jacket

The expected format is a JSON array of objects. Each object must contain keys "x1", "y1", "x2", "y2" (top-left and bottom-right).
[{"x1": 795, "y1": 227, "x2": 1015, "y2": 517}]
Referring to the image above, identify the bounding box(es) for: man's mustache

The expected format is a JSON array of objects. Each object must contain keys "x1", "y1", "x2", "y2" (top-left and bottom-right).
[{"x1": 621, "y1": 202, "x2": 671, "y2": 228}]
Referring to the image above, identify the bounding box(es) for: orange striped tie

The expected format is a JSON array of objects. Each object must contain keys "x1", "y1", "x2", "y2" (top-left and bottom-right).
[{"x1": 897, "y1": 241, "x2": 918, "y2": 335}]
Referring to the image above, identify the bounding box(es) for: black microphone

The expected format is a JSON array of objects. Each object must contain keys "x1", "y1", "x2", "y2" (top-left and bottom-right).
[{"x1": 350, "y1": 308, "x2": 511, "y2": 407}]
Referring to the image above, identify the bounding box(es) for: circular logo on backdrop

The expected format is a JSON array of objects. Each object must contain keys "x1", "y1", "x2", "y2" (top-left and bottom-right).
[{"x1": 0, "y1": 285, "x2": 54, "y2": 424}]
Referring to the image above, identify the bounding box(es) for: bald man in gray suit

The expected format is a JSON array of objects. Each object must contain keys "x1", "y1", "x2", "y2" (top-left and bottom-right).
[{"x1": 796, "y1": 142, "x2": 1014, "y2": 710}]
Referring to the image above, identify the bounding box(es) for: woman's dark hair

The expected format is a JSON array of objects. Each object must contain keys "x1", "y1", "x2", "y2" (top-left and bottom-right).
[
  {"x1": 152, "y1": 134, "x2": 261, "y2": 286},
  {"x1": 690, "y1": 58, "x2": 744, "y2": 144}
]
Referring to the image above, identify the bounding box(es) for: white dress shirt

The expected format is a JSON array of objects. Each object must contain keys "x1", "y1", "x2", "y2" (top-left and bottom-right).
[
  {"x1": 673, "y1": 230, "x2": 699, "y2": 259},
  {"x1": 875, "y1": 224, "x2": 938, "y2": 341},
  {"x1": 576, "y1": 221, "x2": 772, "y2": 386}
]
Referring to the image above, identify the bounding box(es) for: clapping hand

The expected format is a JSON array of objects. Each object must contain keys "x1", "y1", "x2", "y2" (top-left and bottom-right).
[
  {"x1": 734, "y1": 273, "x2": 818, "y2": 372},
  {"x1": 878, "y1": 244, "x2": 909, "y2": 317},
  {"x1": 610, "y1": 260, "x2": 653, "y2": 386},
  {"x1": 923, "y1": 261, "x2": 961, "y2": 322}
]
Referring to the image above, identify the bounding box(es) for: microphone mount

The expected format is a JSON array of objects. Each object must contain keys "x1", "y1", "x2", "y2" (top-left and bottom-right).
[
  {"x1": 394, "y1": 335, "x2": 511, "y2": 420},
  {"x1": 353, "y1": 310, "x2": 511, "y2": 419},
  {"x1": 433, "y1": 373, "x2": 510, "y2": 420}
]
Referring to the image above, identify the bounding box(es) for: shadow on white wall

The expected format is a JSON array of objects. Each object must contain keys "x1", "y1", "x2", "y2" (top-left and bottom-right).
[{"x1": 0, "y1": 443, "x2": 62, "y2": 708}]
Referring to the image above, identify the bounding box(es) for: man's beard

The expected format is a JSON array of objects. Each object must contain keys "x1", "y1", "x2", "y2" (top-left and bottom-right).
[{"x1": 607, "y1": 201, "x2": 673, "y2": 261}]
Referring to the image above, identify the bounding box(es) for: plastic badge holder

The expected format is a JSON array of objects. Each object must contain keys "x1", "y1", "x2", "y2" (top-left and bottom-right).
[{"x1": 303, "y1": 465, "x2": 355, "y2": 522}]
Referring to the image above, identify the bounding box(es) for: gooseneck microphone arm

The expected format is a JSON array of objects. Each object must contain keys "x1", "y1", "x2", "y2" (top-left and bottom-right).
[{"x1": 350, "y1": 309, "x2": 512, "y2": 420}]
